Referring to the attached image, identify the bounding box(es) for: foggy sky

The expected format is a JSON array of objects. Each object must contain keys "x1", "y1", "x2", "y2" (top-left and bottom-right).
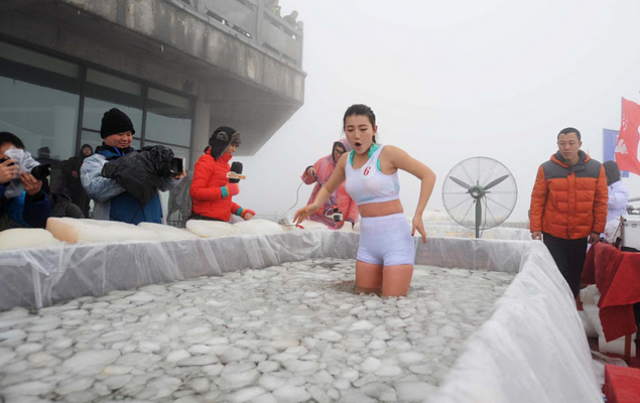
[{"x1": 236, "y1": 0, "x2": 640, "y2": 223}]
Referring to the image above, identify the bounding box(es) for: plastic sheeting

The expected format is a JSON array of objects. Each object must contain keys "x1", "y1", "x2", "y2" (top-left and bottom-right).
[
  {"x1": 0, "y1": 232, "x2": 530, "y2": 311},
  {"x1": 0, "y1": 231, "x2": 602, "y2": 402},
  {"x1": 426, "y1": 241, "x2": 602, "y2": 403}
]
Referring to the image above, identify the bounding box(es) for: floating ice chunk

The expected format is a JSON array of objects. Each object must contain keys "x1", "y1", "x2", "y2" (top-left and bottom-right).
[
  {"x1": 228, "y1": 386, "x2": 267, "y2": 402},
  {"x1": 315, "y1": 330, "x2": 342, "y2": 342},
  {"x1": 166, "y1": 349, "x2": 191, "y2": 363},
  {"x1": 219, "y1": 347, "x2": 250, "y2": 364},
  {"x1": 0, "y1": 348, "x2": 17, "y2": 367},
  {"x1": 272, "y1": 385, "x2": 311, "y2": 402},
  {"x1": 234, "y1": 219, "x2": 283, "y2": 235},
  {"x1": 394, "y1": 381, "x2": 437, "y2": 401},
  {"x1": 349, "y1": 320, "x2": 375, "y2": 332},
  {"x1": 281, "y1": 360, "x2": 319, "y2": 374},
  {"x1": 147, "y1": 375, "x2": 182, "y2": 398},
  {"x1": 16, "y1": 343, "x2": 43, "y2": 355},
  {"x1": 0, "y1": 228, "x2": 61, "y2": 251},
  {"x1": 375, "y1": 364, "x2": 402, "y2": 377},
  {"x1": 186, "y1": 219, "x2": 240, "y2": 238},
  {"x1": 339, "y1": 391, "x2": 377, "y2": 403},
  {"x1": 257, "y1": 360, "x2": 280, "y2": 373},
  {"x1": 138, "y1": 222, "x2": 200, "y2": 240},
  {"x1": 62, "y1": 350, "x2": 120, "y2": 375},
  {"x1": 358, "y1": 382, "x2": 398, "y2": 401},
  {"x1": 360, "y1": 357, "x2": 381, "y2": 373},
  {"x1": 216, "y1": 369, "x2": 260, "y2": 390},
  {"x1": 55, "y1": 377, "x2": 94, "y2": 395},
  {"x1": 398, "y1": 352, "x2": 426, "y2": 365},
  {"x1": 138, "y1": 284, "x2": 169, "y2": 295},
  {"x1": 2, "y1": 381, "x2": 56, "y2": 396},
  {"x1": 46, "y1": 217, "x2": 160, "y2": 244},
  {"x1": 0, "y1": 329, "x2": 27, "y2": 341},
  {"x1": 102, "y1": 374, "x2": 132, "y2": 390},
  {"x1": 178, "y1": 355, "x2": 220, "y2": 366},
  {"x1": 258, "y1": 373, "x2": 287, "y2": 391}
]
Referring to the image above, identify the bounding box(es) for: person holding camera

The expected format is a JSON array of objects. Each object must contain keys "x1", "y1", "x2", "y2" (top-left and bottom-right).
[
  {"x1": 0, "y1": 132, "x2": 52, "y2": 231},
  {"x1": 302, "y1": 138, "x2": 359, "y2": 229},
  {"x1": 190, "y1": 126, "x2": 255, "y2": 222},
  {"x1": 81, "y1": 108, "x2": 184, "y2": 225}
]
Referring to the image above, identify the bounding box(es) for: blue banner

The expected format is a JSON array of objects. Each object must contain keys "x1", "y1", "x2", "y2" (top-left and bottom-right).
[{"x1": 603, "y1": 128, "x2": 629, "y2": 178}]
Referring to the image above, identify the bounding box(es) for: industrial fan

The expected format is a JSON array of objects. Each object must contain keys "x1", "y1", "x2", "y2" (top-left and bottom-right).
[{"x1": 442, "y1": 157, "x2": 518, "y2": 238}]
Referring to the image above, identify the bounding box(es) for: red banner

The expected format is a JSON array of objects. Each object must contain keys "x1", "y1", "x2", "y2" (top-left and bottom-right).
[{"x1": 615, "y1": 98, "x2": 640, "y2": 175}]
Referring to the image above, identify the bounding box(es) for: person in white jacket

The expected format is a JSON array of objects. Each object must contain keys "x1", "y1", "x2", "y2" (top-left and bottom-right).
[{"x1": 603, "y1": 160, "x2": 629, "y2": 223}]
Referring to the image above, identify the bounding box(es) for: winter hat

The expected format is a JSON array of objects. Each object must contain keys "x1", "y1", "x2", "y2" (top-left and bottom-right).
[
  {"x1": 209, "y1": 126, "x2": 241, "y2": 159},
  {"x1": 603, "y1": 160, "x2": 621, "y2": 186},
  {"x1": 100, "y1": 108, "x2": 135, "y2": 139}
]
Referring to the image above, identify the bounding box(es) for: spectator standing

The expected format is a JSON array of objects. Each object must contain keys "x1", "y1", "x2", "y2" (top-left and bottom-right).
[
  {"x1": 81, "y1": 108, "x2": 183, "y2": 224},
  {"x1": 0, "y1": 132, "x2": 51, "y2": 231},
  {"x1": 61, "y1": 144, "x2": 93, "y2": 217},
  {"x1": 529, "y1": 127, "x2": 608, "y2": 298},
  {"x1": 302, "y1": 139, "x2": 358, "y2": 229},
  {"x1": 602, "y1": 160, "x2": 629, "y2": 224},
  {"x1": 190, "y1": 126, "x2": 255, "y2": 222}
]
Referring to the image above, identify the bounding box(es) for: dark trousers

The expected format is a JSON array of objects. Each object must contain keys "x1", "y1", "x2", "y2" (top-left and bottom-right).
[{"x1": 543, "y1": 233, "x2": 588, "y2": 298}]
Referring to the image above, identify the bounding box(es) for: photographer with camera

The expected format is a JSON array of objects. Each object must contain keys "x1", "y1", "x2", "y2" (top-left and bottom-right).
[
  {"x1": 0, "y1": 132, "x2": 52, "y2": 231},
  {"x1": 81, "y1": 108, "x2": 185, "y2": 225},
  {"x1": 301, "y1": 138, "x2": 359, "y2": 229},
  {"x1": 190, "y1": 126, "x2": 255, "y2": 222}
]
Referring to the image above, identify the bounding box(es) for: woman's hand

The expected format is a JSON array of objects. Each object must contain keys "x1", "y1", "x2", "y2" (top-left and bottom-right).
[
  {"x1": 294, "y1": 204, "x2": 320, "y2": 225},
  {"x1": 412, "y1": 215, "x2": 427, "y2": 244}
]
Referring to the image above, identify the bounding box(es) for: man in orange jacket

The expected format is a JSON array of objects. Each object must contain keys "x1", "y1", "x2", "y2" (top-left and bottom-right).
[{"x1": 530, "y1": 127, "x2": 608, "y2": 298}]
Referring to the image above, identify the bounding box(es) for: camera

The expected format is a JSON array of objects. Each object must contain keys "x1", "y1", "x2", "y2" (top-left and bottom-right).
[
  {"x1": 326, "y1": 206, "x2": 343, "y2": 223},
  {"x1": 0, "y1": 157, "x2": 15, "y2": 166},
  {"x1": 170, "y1": 158, "x2": 183, "y2": 175},
  {"x1": 30, "y1": 164, "x2": 51, "y2": 181}
]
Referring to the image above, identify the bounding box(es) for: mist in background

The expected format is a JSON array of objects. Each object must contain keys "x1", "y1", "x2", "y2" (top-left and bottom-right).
[{"x1": 234, "y1": 0, "x2": 640, "y2": 223}]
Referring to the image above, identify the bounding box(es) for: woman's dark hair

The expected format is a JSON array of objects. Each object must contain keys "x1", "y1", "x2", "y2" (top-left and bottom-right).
[
  {"x1": 343, "y1": 104, "x2": 377, "y2": 143},
  {"x1": 0, "y1": 132, "x2": 25, "y2": 149}
]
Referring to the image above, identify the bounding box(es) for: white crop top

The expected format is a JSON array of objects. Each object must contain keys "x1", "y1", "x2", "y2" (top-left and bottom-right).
[{"x1": 344, "y1": 144, "x2": 400, "y2": 206}]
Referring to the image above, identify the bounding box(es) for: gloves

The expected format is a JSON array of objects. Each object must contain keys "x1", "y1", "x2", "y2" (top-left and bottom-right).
[
  {"x1": 236, "y1": 208, "x2": 255, "y2": 219},
  {"x1": 101, "y1": 162, "x2": 117, "y2": 178},
  {"x1": 229, "y1": 162, "x2": 243, "y2": 184},
  {"x1": 221, "y1": 183, "x2": 239, "y2": 198}
]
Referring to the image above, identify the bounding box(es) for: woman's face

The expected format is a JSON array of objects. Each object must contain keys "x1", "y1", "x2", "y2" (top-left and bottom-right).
[
  {"x1": 344, "y1": 115, "x2": 377, "y2": 154},
  {"x1": 226, "y1": 144, "x2": 238, "y2": 155}
]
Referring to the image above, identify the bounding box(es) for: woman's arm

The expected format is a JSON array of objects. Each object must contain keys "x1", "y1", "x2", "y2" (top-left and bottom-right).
[
  {"x1": 294, "y1": 154, "x2": 347, "y2": 224},
  {"x1": 386, "y1": 146, "x2": 436, "y2": 242}
]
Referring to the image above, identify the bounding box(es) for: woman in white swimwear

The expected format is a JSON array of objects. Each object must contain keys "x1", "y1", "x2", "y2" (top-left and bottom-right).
[{"x1": 295, "y1": 104, "x2": 436, "y2": 297}]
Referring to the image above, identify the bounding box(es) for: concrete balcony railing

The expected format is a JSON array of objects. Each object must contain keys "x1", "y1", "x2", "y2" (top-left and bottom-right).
[{"x1": 175, "y1": 0, "x2": 304, "y2": 69}]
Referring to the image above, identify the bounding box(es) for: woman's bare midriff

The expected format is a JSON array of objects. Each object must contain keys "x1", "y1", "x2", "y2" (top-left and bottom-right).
[{"x1": 358, "y1": 199, "x2": 403, "y2": 217}]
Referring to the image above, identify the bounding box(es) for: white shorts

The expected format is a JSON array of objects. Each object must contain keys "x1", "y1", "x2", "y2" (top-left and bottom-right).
[{"x1": 357, "y1": 213, "x2": 415, "y2": 267}]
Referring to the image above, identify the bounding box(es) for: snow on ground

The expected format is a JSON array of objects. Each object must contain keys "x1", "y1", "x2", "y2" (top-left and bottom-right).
[{"x1": 0, "y1": 258, "x2": 514, "y2": 403}]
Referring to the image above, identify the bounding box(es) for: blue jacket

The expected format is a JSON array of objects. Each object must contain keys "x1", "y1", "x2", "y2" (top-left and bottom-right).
[
  {"x1": 80, "y1": 146, "x2": 180, "y2": 224},
  {"x1": 0, "y1": 184, "x2": 51, "y2": 230}
]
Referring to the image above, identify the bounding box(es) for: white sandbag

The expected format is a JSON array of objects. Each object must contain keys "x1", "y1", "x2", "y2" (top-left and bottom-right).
[
  {"x1": 233, "y1": 219, "x2": 284, "y2": 235},
  {"x1": 46, "y1": 217, "x2": 160, "y2": 244},
  {"x1": 578, "y1": 311, "x2": 599, "y2": 339},
  {"x1": 582, "y1": 302, "x2": 605, "y2": 337},
  {"x1": 137, "y1": 222, "x2": 200, "y2": 241},
  {"x1": 598, "y1": 334, "x2": 637, "y2": 357},
  {"x1": 580, "y1": 284, "x2": 600, "y2": 306},
  {"x1": 186, "y1": 219, "x2": 240, "y2": 238},
  {"x1": 0, "y1": 228, "x2": 61, "y2": 251}
]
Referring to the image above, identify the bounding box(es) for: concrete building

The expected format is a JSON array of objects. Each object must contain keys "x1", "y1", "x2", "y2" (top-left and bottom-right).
[{"x1": 0, "y1": 0, "x2": 305, "y2": 164}]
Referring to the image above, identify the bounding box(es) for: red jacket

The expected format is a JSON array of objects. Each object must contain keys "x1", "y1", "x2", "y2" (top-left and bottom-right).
[
  {"x1": 190, "y1": 151, "x2": 241, "y2": 221},
  {"x1": 530, "y1": 151, "x2": 608, "y2": 239}
]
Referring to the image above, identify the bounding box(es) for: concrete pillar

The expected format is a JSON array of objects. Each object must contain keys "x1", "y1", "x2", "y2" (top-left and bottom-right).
[{"x1": 190, "y1": 82, "x2": 211, "y2": 169}]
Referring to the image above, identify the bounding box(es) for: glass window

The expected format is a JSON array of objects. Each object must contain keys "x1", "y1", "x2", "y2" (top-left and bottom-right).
[
  {"x1": 0, "y1": 41, "x2": 79, "y2": 78},
  {"x1": 145, "y1": 88, "x2": 192, "y2": 147},
  {"x1": 82, "y1": 97, "x2": 143, "y2": 133},
  {"x1": 0, "y1": 76, "x2": 79, "y2": 161}
]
